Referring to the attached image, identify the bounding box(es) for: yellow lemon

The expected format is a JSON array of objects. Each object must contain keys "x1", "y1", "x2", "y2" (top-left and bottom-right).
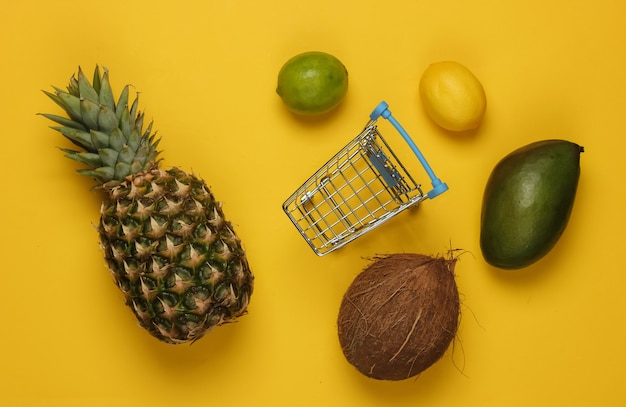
[
  {"x1": 276, "y1": 51, "x2": 349, "y2": 115},
  {"x1": 419, "y1": 61, "x2": 486, "y2": 132}
]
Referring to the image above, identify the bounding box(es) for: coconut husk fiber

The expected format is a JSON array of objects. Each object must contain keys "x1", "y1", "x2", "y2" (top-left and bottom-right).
[{"x1": 337, "y1": 253, "x2": 460, "y2": 381}]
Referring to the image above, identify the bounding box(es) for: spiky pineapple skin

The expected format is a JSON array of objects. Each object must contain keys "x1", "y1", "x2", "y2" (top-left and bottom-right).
[
  {"x1": 100, "y1": 167, "x2": 253, "y2": 344},
  {"x1": 42, "y1": 66, "x2": 254, "y2": 344}
]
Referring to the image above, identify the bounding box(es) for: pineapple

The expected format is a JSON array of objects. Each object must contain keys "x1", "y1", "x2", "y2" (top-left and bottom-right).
[{"x1": 41, "y1": 66, "x2": 254, "y2": 344}]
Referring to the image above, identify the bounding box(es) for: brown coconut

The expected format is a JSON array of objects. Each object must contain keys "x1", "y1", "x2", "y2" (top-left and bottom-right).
[{"x1": 337, "y1": 253, "x2": 460, "y2": 381}]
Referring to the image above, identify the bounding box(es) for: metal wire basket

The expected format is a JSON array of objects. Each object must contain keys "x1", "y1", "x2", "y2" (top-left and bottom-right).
[{"x1": 283, "y1": 101, "x2": 448, "y2": 256}]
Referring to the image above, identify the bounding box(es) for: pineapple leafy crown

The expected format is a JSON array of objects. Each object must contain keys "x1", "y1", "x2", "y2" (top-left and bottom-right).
[{"x1": 41, "y1": 66, "x2": 161, "y2": 188}]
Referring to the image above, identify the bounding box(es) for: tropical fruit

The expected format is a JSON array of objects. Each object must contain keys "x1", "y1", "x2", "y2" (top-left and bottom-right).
[
  {"x1": 419, "y1": 60, "x2": 486, "y2": 132},
  {"x1": 41, "y1": 66, "x2": 254, "y2": 344},
  {"x1": 480, "y1": 139, "x2": 583, "y2": 269},
  {"x1": 338, "y1": 253, "x2": 460, "y2": 380},
  {"x1": 276, "y1": 51, "x2": 348, "y2": 115}
]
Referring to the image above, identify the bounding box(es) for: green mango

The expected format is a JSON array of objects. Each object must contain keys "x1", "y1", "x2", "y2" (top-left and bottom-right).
[{"x1": 480, "y1": 139, "x2": 583, "y2": 269}]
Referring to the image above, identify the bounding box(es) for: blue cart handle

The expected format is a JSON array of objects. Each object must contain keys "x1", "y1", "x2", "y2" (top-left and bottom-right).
[{"x1": 370, "y1": 101, "x2": 448, "y2": 199}]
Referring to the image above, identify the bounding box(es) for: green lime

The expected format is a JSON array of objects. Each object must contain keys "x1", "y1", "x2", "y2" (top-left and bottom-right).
[{"x1": 276, "y1": 51, "x2": 349, "y2": 115}]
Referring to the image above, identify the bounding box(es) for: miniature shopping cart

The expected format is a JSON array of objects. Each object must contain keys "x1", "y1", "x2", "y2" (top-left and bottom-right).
[{"x1": 283, "y1": 101, "x2": 448, "y2": 256}]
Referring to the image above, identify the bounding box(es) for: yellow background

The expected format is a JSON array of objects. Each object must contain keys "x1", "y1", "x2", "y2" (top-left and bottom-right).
[{"x1": 1, "y1": 1, "x2": 625, "y2": 406}]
